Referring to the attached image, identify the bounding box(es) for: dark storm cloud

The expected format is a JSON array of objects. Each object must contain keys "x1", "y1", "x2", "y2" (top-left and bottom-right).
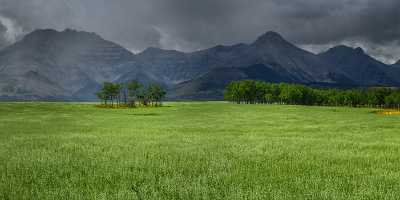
[
  {"x1": 0, "y1": 0, "x2": 399, "y2": 62},
  {"x1": 0, "y1": 21, "x2": 7, "y2": 47},
  {"x1": 0, "y1": 14, "x2": 23, "y2": 49}
]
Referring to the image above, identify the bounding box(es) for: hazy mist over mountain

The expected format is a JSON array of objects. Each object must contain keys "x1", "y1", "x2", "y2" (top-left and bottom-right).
[{"x1": 0, "y1": 0, "x2": 399, "y2": 63}]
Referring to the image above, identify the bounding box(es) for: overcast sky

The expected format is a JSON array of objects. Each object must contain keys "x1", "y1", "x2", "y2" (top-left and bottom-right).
[{"x1": 0, "y1": 0, "x2": 399, "y2": 64}]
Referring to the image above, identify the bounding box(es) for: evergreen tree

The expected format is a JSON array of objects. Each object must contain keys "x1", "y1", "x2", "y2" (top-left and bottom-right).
[{"x1": 224, "y1": 80, "x2": 399, "y2": 109}]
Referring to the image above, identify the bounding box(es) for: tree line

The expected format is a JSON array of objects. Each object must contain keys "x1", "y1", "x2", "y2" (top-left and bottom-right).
[
  {"x1": 96, "y1": 81, "x2": 166, "y2": 108},
  {"x1": 224, "y1": 80, "x2": 400, "y2": 109}
]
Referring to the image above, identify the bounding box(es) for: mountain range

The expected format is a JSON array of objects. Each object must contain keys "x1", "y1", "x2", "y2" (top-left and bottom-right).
[{"x1": 0, "y1": 29, "x2": 399, "y2": 100}]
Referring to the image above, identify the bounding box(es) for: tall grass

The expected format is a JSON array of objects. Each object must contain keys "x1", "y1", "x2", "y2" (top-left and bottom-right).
[{"x1": 0, "y1": 102, "x2": 399, "y2": 199}]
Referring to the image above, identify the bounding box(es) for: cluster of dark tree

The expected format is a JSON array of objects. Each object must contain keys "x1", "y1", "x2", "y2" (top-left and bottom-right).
[
  {"x1": 225, "y1": 80, "x2": 400, "y2": 109},
  {"x1": 96, "y1": 81, "x2": 166, "y2": 107}
]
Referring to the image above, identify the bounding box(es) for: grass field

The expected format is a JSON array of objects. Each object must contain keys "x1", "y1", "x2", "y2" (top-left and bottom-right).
[{"x1": 1, "y1": 102, "x2": 400, "y2": 199}]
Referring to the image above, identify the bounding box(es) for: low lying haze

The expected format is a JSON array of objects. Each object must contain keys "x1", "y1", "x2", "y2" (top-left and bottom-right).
[{"x1": 0, "y1": 0, "x2": 399, "y2": 63}]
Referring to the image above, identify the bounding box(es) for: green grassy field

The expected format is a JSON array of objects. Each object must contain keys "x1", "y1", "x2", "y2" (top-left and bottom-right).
[{"x1": 0, "y1": 102, "x2": 400, "y2": 199}]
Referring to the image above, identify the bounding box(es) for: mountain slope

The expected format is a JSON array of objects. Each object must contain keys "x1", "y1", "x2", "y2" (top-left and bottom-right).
[
  {"x1": 387, "y1": 60, "x2": 400, "y2": 83},
  {"x1": 318, "y1": 46, "x2": 400, "y2": 86},
  {"x1": 136, "y1": 31, "x2": 351, "y2": 87},
  {"x1": 244, "y1": 32, "x2": 344, "y2": 83},
  {"x1": 170, "y1": 64, "x2": 300, "y2": 100},
  {"x1": 393, "y1": 60, "x2": 400, "y2": 67},
  {"x1": 0, "y1": 29, "x2": 141, "y2": 100}
]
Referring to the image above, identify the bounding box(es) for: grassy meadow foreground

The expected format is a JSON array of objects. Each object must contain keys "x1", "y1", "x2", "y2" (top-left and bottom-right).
[{"x1": 0, "y1": 102, "x2": 400, "y2": 199}]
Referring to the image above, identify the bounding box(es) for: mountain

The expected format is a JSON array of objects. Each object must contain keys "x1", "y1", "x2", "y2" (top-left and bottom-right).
[
  {"x1": 165, "y1": 32, "x2": 355, "y2": 99},
  {"x1": 0, "y1": 29, "x2": 143, "y2": 100},
  {"x1": 242, "y1": 32, "x2": 347, "y2": 83},
  {"x1": 137, "y1": 31, "x2": 350, "y2": 86},
  {"x1": 0, "y1": 29, "x2": 399, "y2": 101},
  {"x1": 318, "y1": 46, "x2": 400, "y2": 86}
]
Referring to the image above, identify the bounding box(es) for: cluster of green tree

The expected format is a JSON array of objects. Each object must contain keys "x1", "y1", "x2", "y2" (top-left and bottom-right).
[
  {"x1": 96, "y1": 81, "x2": 166, "y2": 107},
  {"x1": 225, "y1": 80, "x2": 400, "y2": 109}
]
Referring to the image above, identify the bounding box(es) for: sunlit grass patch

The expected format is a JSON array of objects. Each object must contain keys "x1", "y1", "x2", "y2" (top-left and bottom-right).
[{"x1": 378, "y1": 109, "x2": 400, "y2": 116}]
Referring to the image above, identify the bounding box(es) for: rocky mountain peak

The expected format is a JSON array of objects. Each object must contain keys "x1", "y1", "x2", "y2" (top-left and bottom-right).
[
  {"x1": 10, "y1": 28, "x2": 134, "y2": 59},
  {"x1": 326, "y1": 45, "x2": 352, "y2": 52},
  {"x1": 21, "y1": 28, "x2": 103, "y2": 45},
  {"x1": 324, "y1": 45, "x2": 367, "y2": 57},
  {"x1": 253, "y1": 31, "x2": 289, "y2": 46},
  {"x1": 354, "y1": 47, "x2": 364, "y2": 54}
]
